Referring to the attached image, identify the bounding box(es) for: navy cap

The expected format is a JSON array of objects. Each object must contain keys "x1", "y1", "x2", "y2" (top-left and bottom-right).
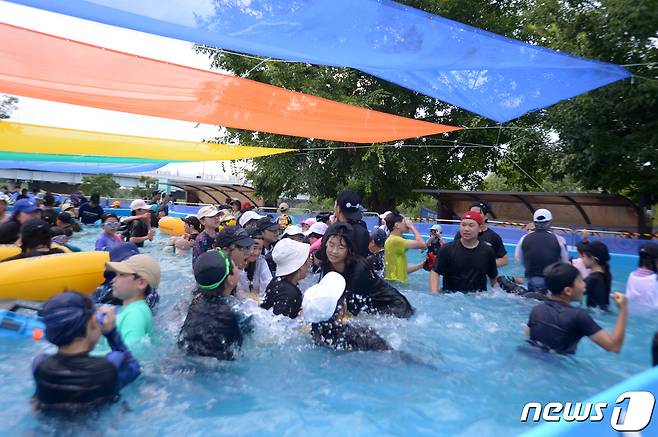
[
  {"x1": 41, "y1": 292, "x2": 94, "y2": 346},
  {"x1": 217, "y1": 226, "x2": 256, "y2": 249},
  {"x1": 109, "y1": 242, "x2": 140, "y2": 262},
  {"x1": 370, "y1": 227, "x2": 387, "y2": 247},
  {"x1": 13, "y1": 198, "x2": 39, "y2": 214}
]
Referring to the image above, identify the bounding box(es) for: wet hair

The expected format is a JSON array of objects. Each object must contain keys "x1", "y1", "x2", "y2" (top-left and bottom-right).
[
  {"x1": 582, "y1": 242, "x2": 612, "y2": 295},
  {"x1": 21, "y1": 218, "x2": 52, "y2": 251},
  {"x1": 543, "y1": 262, "x2": 580, "y2": 295},
  {"x1": 101, "y1": 213, "x2": 119, "y2": 223},
  {"x1": 576, "y1": 241, "x2": 589, "y2": 255},
  {"x1": 90, "y1": 193, "x2": 101, "y2": 204},
  {"x1": 639, "y1": 243, "x2": 658, "y2": 273},
  {"x1": 384, "y1": 212, "x2": 404, "y2": 232},
  {"x1": 50, "y1": 226, "x2": 72, "y2": 238},
  {"x1": 319, "y1": 222, "x2": 356, "y2": 273},
  {"x1": 43, "y1": 193, "x2": 55, "y2": 207}
]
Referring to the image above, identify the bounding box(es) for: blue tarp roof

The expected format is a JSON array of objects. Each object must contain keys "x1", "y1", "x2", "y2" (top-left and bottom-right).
[{"x1": 8, "y1": 0, "x2": 631, "y2": 122}]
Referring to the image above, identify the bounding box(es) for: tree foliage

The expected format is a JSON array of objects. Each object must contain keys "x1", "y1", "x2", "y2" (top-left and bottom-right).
[
  {"x1": 197, "y1": 0, "x2": 657, "y2": 213},
  {"x1": 131, "y1": 176, "x2": 159, "y2": 200},
  {"x1": 80, "y1": 174, "x2": 120, "y2": 197},
  {"x1": 518, "y1": 0, "x2": 658, "y2": 209},
  {"x1": 0, "y1": 95, "x2": 18, "y2": 119}
]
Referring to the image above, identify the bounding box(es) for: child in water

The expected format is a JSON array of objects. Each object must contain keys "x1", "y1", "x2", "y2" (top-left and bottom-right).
[{"x1": 32, "y1": 292, "x2": 140, "y2": 411}]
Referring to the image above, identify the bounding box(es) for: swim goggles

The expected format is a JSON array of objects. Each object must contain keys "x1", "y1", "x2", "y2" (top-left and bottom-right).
[{"x1": 104, "y1": 222, "x2": 120, "y2": 227}]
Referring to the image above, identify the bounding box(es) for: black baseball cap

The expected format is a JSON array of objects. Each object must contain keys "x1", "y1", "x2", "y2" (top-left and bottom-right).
[
  {"x1": 182, "y1": 215, "x2": 202, "y2": 230},
  {"x1": 21, "y1": 218, "x2": 51, "y2": 244},
  {"x1": 254, "y1": 217, "x2": 279, "y2": 233},
  {"x1": 217, "y1": 226, "x2": 256, "y2": 248},
  {"x1": 370, "y1": 227, "x2": 387, "y2": 247},
  {"x1": 336, "y1": 189, "x2": 364, "y2": 221}
]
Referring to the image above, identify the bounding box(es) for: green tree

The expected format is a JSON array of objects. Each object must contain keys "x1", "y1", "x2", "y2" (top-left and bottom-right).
[
  {"x1": 515, "y1": 0, "x2": 658, "y2": 232},
  {"x1": 80, "y1": 174, "x2": 120, "y2": 197},
  {"x1": 131, "y1": 176, "x2": 159, "y2": 199},
  {"x1": 197, "y1": 1, "x2": 548, "y2": 212},
  {"x1": 0, "y1": 95, "x2": 18, "y2": 119}
]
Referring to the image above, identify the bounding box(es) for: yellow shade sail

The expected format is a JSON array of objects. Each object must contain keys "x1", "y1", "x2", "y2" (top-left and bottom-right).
[{"x1": 0, "y1": 121, "x2": 294, "y2": 162}]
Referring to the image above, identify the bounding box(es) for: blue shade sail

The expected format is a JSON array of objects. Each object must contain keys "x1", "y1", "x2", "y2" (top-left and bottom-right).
[{"x1": 6, "y1": 0, "x2": 631, "y2": 122}]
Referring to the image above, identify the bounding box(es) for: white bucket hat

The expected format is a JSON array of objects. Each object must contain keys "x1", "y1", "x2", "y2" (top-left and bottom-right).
[
  {"x1": 238, "y1": 210, "x2": 264, "y2": 227},
  {"x1": 303, "y1": 221, "x2": 328, "y2": 237},
  {"x1": 302, "y1": 272, "x2": 346, "y2": 323},
  {"x1": 272, "y1": 238, "x2": 310, "y2": 277}
]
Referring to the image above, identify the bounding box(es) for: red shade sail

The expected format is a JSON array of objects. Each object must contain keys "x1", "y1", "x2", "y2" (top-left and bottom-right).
[{"x1": 0, "y1": 23, "x2": 460, "y2": 143}]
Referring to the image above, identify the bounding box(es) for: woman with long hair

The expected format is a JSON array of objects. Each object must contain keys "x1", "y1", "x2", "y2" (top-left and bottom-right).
[
  {"x1": 582, "y1": 241, "x2": 612, "y2": 311},
  {"x1": 318, "y1": 222, "x2": 414, "y2": 319}
]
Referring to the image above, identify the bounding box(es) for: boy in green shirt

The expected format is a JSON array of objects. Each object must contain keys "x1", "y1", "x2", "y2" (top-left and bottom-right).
[
  {"x1": 384, "y1": 213, "x2": 426, "y2": 283},
  {"x1": 105, "y1": 254, "x2": 161, "y2": 348}
]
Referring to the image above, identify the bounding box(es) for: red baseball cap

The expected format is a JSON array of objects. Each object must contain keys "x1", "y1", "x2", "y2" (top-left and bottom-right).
[{"x1": 460, "y1": 211, "x2": 483, "y2": 225}]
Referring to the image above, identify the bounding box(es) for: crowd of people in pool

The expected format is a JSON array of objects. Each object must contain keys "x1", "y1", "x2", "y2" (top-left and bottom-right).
[{"x1": 0, "y1": 186, "x2": 657, "y2": 412}]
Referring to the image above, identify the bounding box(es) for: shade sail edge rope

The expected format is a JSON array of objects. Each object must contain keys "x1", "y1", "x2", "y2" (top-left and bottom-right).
[
  {"x1": 0, "y1": 121, "x2": 295, "y2": 161},
  {"x1": 0, "y1": 23, "x2": 460, "y2": 143}
]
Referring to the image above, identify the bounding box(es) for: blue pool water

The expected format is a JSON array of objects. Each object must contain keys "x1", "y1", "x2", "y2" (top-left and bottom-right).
[{"x1": 0, "y1": 228, "x2": 655, "y2": 437}]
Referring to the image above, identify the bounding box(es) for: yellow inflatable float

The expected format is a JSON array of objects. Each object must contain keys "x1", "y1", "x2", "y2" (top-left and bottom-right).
[
  {"x1": 0, "y1": 251, "x2": 109, "y2": 301},
  {"x1": 158, "y1": 216, "x2": 185, "y2": 237},
  {"x1": 0, "y1": 243, "x2": 71, "y2": 261}
]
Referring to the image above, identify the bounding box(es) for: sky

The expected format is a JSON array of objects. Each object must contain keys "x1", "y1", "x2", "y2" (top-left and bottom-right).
[{"x1": 0, "y1": 0, "x2": 244, "y2": 182}]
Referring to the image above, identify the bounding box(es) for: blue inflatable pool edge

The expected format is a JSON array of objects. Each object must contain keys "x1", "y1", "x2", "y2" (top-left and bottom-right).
[{"x1": 522, "y1": 365, "x2": 658, "y2": 436}]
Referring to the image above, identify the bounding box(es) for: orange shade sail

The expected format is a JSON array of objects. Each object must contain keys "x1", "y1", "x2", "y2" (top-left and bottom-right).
[{"x1": 0, "y1": 23, "x2": 460, "y2": 143}]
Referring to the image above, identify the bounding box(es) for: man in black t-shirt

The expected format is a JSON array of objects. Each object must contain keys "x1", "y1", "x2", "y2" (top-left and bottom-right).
[
  {"x1": 430, "y1": 211, "x2": 498, "y2": 293},
  {"x1": 526, "y1": 262, "x2": 627, "y2": 354},
  {"x1": 453, "y1": 202, "x2": 508, "y2": 267},
  {"x1": 78, "y1": 193, "x2": 105, "y2": 225}
]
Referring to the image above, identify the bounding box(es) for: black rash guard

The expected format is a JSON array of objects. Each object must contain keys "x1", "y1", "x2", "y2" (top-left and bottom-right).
[
  {"x1": 178, "y1": 293, "x2": 243, "y2": 361},
  {"x1": 260, "y1": 277, "x2": 303, "y2": 319}
]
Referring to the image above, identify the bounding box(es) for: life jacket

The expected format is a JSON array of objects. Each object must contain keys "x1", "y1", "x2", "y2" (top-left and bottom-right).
[{"x1": 277, "y1": 214, "x2": 292, "y2": 231}]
